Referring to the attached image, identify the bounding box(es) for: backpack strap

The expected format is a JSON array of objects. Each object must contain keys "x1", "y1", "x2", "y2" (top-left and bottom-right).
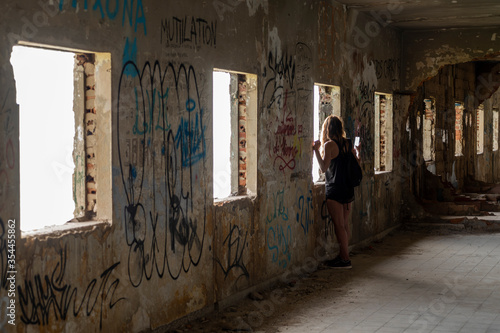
[{"x1": 333, "y1": 138, "x2": 350, "y2": 155}]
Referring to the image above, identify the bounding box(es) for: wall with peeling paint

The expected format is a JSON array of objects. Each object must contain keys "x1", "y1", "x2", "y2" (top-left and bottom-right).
[
  {"x1": 402, "y1": 28, "x2": 500, "y2": 91},
  {"x1": 0, "y1": 1, "x2": 498, "y2": 332}
]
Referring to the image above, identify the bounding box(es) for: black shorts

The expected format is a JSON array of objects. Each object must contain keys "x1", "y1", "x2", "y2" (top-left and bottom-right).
[{"x1": 325, "y1": 184, "x2": 354, "y2": 204}]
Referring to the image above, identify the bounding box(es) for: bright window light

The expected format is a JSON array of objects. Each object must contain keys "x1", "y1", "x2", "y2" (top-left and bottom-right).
[
  {"x1": 11, "y1": 46, "x2": 75, "y2": 231},
  {"x1": 313, "y1": 85, "x2": 320, "y2": 182},
  {"x1": 494, "y1": 109, "x2": 499, "y2": 151},
  {"x1": 455, "y1": 102, "x2": 464, "y2": 156},
  {"x1": 213, "y1": 71, "x2": 231, "y2": 199}
]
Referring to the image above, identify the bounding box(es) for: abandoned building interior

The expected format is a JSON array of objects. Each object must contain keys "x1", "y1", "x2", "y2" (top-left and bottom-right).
[{"x1": 1, "y1": 0, "x2": 500, "y2": 332}]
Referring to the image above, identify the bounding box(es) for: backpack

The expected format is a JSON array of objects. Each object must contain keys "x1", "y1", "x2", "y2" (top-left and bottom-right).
[
  {"x1": 346, "y1": 139, "x2": 362, "y2": 187},
  {"x1": 336, "y1": 139, "x2": 362, "y2": 187}
]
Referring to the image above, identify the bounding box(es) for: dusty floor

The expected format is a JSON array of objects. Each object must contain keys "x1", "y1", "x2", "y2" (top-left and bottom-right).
[{"x1": 160, "y1": 226, "x2": 500, "y2": 333}]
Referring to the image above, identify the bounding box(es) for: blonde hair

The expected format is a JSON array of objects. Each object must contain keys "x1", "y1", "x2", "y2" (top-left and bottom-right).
[{"x1": 320, "y1": 115, "x2": 346, "y2": 157}]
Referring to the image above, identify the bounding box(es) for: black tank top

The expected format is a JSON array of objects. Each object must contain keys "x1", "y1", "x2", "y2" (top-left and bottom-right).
[{"x1": 325, "y1": 138, "x2": 352, "y2": 187}]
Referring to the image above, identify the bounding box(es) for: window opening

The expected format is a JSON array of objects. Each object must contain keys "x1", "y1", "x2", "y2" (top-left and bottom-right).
[
  {"x1": 423, "y1": 98, "x2": 436, "y2": 162},
  {"x1": 12, "y1": 44, "x2": 111, "y2": 232},
  {"x1": 213, "y1": 70, "x2": 257, "y2": 199},
  {"x1": 476, "y1": 104, "x2": 484, "y2": 154},
  {"x1": 455, "y1": 102, "x2": 464, "y2": 156},
  {"x1": 374, "y1": 92, "x2": 393, "y2": 172},
  {"x1": 313, "y1": 84, "x2": 341, "y2": 182},
  {"x1": 494, "y1": 108, "x2": 499, "y2": 152},
  {"x1": 13, "y1": 46, "x2": 75, "y2": 231}
]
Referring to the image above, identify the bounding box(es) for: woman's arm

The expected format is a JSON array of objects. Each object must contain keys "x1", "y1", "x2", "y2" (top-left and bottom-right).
[{"x1": 313, "y1": 140, "x2": 337, "y2": 173}]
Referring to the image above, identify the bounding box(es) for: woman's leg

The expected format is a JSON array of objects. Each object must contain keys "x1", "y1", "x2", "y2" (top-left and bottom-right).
[
  {"x1": 343, "y1": 202, "x2": 351, "y2": 251},
  {"x1": 326, "y1": 199, "x2": 349, "y2": 261}
]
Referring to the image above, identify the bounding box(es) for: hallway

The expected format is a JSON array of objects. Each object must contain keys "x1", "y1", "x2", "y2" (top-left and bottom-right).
[{"x1": 166, "y1": 228, "x2": 500, "y2": 333}]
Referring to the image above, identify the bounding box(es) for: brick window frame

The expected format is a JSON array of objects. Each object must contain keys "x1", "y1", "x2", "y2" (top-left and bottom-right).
[
  {"x1": 455, "y1": 102, "x2": 464, "y2": 156},
  {"x1": 494, "y1": 108, "x2": 499, "y2": 152},
  {"x1": 374, "y1": 92, "x2": 393, "y2": 172},
  {"x1": 476, "y1": 104, "x2": 484, "y2": 155},
  {"x1": 74, "y1": 52, "x2": 112, "y2": 222},
  {"x1": 423, "y1": 98, "x2": 436, "y2": 162}
]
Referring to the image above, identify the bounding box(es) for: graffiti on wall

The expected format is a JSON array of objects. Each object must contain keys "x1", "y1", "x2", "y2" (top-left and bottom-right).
[
  {"x1": 214, "y1": 224, "x2": 249, "y2": 282},
  {"x1": 263, "y1": 38, "x2": 312, "y2": 173},
  {"x1": 0, "y1": 89, "x2": 14, "y2": 214},
  {"x1": 117, "y1": 60, "x2": 207, "y2": 288},
  {"x1": 296, "y1": 189, "x2": 313, "y2": 235},
  {"x1": 266, "y1": 189, "x2": 292, "y2": 268},
  {"x1": 320, "y1": 200, "x2": 334, "y2": 238},
  {"x1": 161, "y1": 16, "x2": 217, "y2": 49},
  {"x1": 58, "y1": 0, "x2": 147, "y2": 34},
  {"x1": 17, "y1": 247, "x2": 124, "y2": 329},
  {"x1": 0, "y1": 219, "x2": 9, "y2": 292},
  {"x1": 59, "y1": 0, "x2": 150, "y2": 78},
  {"x1": 374, "y1": 59, "x2": 398, "y2": 80}
]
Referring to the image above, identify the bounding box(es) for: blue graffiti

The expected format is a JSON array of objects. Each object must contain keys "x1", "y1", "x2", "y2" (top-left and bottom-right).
[
  {"x1": 132, "y1": 87, "x2": 171, "y2": 135},
  {"x1": 59, "y1": 0, "x2": 147, "y2": 35},
  {"x1": 296, "y1": 190, "x2": 314, "y2": 235},
  {"x1": 267, "y1": 225, "x2": 292, "y2": 268},
  {"x1": 266, "y1": 189, "x2": 288, "y2": 224},
  {"x1": 123, "y1": 37, "x2": 138, "y2": 77},
  {"x1": 174, "y1": 111, "x2": 206, "y2": 168}
]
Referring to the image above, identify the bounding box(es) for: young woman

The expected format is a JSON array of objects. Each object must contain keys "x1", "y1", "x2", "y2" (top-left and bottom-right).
[{"x1": 313, "y1": 115, "x2": 360, "y2": 268}]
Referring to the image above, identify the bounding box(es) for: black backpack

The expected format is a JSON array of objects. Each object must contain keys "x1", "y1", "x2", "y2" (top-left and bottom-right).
[
  {"x1": 346, "y1": 139, "x2": 362, "y2": 187},
  {"x1": 336, "y1": 138, "x2": 362, "y2": 187}
]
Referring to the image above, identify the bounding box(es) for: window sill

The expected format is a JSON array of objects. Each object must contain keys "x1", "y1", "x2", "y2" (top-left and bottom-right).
[
  {"x1": 22, "y1": 220, "x2": 111, "y2": 239},
  {"x1": 214, "y1": 194, "x2": 257, "y2": 206},
  {"x1": 374, "y1": 170, "x2": 392, "y2": 175}
]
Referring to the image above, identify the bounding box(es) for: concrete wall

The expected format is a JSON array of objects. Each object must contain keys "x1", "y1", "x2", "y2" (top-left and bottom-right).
[
  {"x1": 0, "y1": 1, "x2": 497, "y2": 332},
  {"x1": 402, "y1": 28, "x2": 500, "y2": 92},
  {"x1": 403, "y1": 60, "x2": 500, "y2": 200},
  {"x1": 401, "y1": 28, "x2": 500, "y2": 200}
]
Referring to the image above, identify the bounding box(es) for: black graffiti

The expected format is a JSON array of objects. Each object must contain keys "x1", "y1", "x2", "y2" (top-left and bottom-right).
[
  {"x1": 263, "y1": 47, "x2": 297, "y2": 109},
  {"x1": 214, "y1": 224, "x2": 249, "y2": 281},
  {"x1": 321, "y1": 201, "x2": 334, "y2": 238},
  {"x1": 161, "y1": 16, "x2": 217, "y2": 48},
  {"x1": 359, "y1": 79, "x2": 376, "y2": 102},
  {"x1": 1, "y1": 88, "x2": 13, "y2": 134},
  {"x1": 17, "y1": 247, "x2": 123, "y2": 329},
  {"x1": 117, "y1": 60, "x2": 206, "y2": 288},
  {"x1": 268, "y1": 49, "x2": 295, "y2": 86},
  {"x1": 0, "y1": 218, "x2": 8, "y2": 291},
  {"x1": 374, "y1": 59, "x2": 397, "y2": 80}
]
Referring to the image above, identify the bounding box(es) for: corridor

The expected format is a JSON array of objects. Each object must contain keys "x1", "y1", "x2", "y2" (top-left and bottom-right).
[{"x1": 165, "y1": 228, "x2": 500, "y2": 333}]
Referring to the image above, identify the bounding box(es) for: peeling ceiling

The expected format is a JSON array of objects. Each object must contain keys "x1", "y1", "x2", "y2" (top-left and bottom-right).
[{"x1": 335, "y1": 0, "x2": 500, "y2": 30}]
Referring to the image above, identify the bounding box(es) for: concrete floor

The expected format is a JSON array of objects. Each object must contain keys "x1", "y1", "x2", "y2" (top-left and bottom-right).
[{"x1": 165, "y1": 228, "x2": 500, "y2": 333}]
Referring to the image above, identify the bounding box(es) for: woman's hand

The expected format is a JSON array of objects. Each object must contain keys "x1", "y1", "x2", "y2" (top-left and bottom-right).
[
  {"x1": 313, "y1": 140, "x2": 321, "y2": 151},
  {"x1": 353, "y1": 143, "x2": 361, "y2": 162}
]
